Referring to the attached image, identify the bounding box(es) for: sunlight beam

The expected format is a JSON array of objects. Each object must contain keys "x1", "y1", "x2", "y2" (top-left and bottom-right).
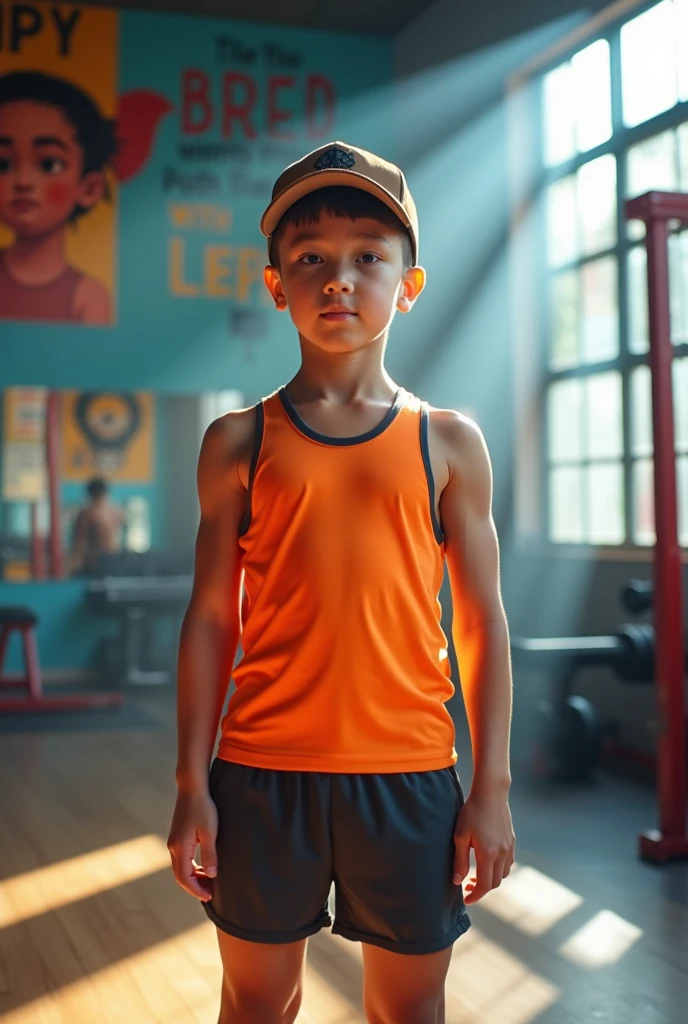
[
  {"x1": 478, "y1": 862, "x2": 584, "y2": 936},
  {"x1": 0, "y1": 834, "x2": 170, "y2": 927},
  {"x1": 558, "y1": 909, "x2": 643, "y2": 967}
]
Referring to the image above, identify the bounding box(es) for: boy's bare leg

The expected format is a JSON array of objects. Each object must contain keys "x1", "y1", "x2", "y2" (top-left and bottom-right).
[
  {"x1": 215, "y1": 930, "x2": 308, "y2": 1024},
  {"x1": 361, "y1": 943, "x2": 453, "y2": 1024}
]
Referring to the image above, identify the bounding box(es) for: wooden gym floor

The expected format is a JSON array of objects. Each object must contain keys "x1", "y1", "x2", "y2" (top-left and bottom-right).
[{"x1": 0, "y1": 689, "x2": 686, "y2": 1024}]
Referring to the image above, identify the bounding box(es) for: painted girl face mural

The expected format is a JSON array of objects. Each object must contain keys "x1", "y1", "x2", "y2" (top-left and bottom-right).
[
  {"x1": 0, "y1": 100, "x2": 105, "y2": 236},
  {"x1": 0, "y1": 71, "x2": 118, "y2": 324}
]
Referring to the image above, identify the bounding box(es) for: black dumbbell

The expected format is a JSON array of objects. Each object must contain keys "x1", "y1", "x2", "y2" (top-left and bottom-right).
[{"x1": 621, "y1": 579, "x2": 654, "y2": 615}]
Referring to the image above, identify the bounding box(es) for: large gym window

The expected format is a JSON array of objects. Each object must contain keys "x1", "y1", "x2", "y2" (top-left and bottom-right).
[{"x1": 538, "y1": 0, "x2": 688, "y2": 550}]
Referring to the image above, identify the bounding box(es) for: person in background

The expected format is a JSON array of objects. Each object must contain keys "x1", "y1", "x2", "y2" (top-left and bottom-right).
[{"x1": 69, "y1": 477, "x2": 125, "y2": 576}]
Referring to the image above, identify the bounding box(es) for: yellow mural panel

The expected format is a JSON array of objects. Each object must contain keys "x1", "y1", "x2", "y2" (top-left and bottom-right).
[
  {"x1": 0, "y1": 3, "x2": 118, "y2": 323},
  {"x1": 61, "y1": 391, "x2": 154, "y2": 481}
]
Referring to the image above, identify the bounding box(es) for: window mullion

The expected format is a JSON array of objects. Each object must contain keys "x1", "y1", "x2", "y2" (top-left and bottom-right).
[{"x1": 610, "y1": 23, "x2": 634, "y2": 545}]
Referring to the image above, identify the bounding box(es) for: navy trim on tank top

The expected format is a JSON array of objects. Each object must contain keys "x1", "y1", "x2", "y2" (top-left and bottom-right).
[
  {"x1": 238, "y1": 400, "x2": 265, "y2": 537},
  {"x1": 420, "y1": 403, "x2": 445, "y2": 545},
  {"x1": 278, "y1": 387, "x2": 405, "y2": 447}
]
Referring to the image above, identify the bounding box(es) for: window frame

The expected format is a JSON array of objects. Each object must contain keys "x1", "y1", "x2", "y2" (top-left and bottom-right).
[{"x1": 509, "y1": 0, "x2": 688, "y2": 556}]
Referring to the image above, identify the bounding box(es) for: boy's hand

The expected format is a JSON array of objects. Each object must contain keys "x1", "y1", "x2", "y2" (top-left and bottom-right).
[
  {"x1": 167, "y1": 788, "x2": 219, "y2": 902},
  {"x1": 452, "y1": 791, "x2": 515, "y2": 904}
]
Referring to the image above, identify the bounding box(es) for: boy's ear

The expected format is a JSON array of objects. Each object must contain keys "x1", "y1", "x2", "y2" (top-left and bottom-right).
[
  {"x1": 77, "y1": 171, "x2": 106, "y2": 211},
  {"x1": 397, "y1": 266, "x2": 426, "y2": 314},
  {"x1": 264, "y1": 265, "x2": 288, "y2": 311}
]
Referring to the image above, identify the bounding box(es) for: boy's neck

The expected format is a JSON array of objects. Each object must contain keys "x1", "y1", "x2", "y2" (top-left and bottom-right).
[
  {"x1": 289, "y1": 332, "x2": 398, "y2": 404},
  {"x1": 6, "y1": 227, "x2": 68, "y2": 286}
]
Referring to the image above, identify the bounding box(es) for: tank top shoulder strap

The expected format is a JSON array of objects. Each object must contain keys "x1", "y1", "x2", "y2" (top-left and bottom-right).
[
  {"x1": 396, "y1": 391, "x2": 445, "y2": 545},
  {"x1": 262, "y1": 390, "x2": 283, "y2": 422},
  {"x1": 238, "y1": 396, "x2": 267, "y2": 537}
]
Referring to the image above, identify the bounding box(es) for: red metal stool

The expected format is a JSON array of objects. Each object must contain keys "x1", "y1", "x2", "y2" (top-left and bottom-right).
[{"x1": 0, "y1": 605, "x2": 123, "y2": 712}]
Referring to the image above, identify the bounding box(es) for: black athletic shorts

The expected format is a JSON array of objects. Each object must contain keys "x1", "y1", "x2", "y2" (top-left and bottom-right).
[{"x1": 203, "y1": 757, "x2": 471, "y2": 955}]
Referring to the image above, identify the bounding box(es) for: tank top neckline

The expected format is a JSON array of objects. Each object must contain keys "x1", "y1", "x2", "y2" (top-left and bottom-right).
[{"x1": 277, "y1": 386, "x2": 407, "y2": 447}]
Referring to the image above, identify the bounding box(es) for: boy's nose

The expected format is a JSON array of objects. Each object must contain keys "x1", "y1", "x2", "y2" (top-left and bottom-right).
[{"x1": 324, "y1": 276, "x2": 353, "y2": 294}]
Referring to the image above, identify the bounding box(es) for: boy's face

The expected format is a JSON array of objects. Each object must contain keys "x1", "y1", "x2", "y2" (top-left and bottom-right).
[
  {"x1": 264, "y1": 210, "x2": 425, "y2": 352},
  {"x1": 0, "y1": 101, "x2": 104, "y2": 238}
]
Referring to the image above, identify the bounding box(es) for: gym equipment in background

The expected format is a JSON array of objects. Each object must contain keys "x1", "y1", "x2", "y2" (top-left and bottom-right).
[
  {"x1": 86, "y1": 551, "x2": 192, "y2": 687},
  {"x1": 0, "y1": 605, "x2": 123, "y2": 712},
  {"x1": 623, "y1": 190, "x2": 688, "y2": 863},
  {"x1": 514, "y1": 189, "x2": 688, "y2": 862},
  {"x1": 511, "y1": 578, "x2": 659, "y2": 782}
]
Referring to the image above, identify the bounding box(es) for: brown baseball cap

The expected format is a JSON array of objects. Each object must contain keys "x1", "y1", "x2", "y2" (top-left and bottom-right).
[{"x1": 260, "y1": 141, "x2": 419, "y2": 264}]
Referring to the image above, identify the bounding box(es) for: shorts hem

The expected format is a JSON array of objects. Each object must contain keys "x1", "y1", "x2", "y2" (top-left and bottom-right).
[
  {"x1": 330, "y1": 908, "x2": 471, "y2": 955},
  {"x1": 203, "y1": 900, "x2": 333, "y2": 944}
]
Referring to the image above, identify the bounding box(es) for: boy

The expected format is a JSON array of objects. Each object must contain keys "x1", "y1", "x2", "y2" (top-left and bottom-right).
[
  {"x1": 168, "y1": 141, "x2": 515, "y2": 1024},
  {"x1": 0, "y1": 71, "x2": 116, "y2": 324}
]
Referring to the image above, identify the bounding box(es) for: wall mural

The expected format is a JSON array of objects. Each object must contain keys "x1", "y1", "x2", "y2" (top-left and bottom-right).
[{"x1": 0, "y1": 3, "x2": 392, "y2": 391}]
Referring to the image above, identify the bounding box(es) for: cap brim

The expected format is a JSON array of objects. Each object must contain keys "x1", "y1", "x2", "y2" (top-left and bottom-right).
[{"x1": 260, "y1": 169, "x2": 414, "y2": 253}]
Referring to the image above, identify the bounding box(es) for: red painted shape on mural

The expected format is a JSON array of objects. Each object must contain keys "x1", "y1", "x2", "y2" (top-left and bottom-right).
[{"x1": 113, "y1": 90, "x2": 173, "y2": 183}]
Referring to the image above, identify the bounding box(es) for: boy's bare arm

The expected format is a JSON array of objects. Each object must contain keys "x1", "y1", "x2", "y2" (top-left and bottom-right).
[
  {"x1": 168, "y1": 407, "x2": 255, "y2": 902},
  {"x1": 436, "y1": 410, "x2": 512, "y2": 790},
  {"x1": 433, "y1": 408, "x2": 515, "y2": 903},
  {"x1": 174, "y1": 407, "x2": 255, "y2": 793}
]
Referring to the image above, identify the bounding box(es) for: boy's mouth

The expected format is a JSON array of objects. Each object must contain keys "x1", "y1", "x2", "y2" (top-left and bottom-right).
[{"x1": 320, "y1": 307, "x2": 357, "y2": 321}]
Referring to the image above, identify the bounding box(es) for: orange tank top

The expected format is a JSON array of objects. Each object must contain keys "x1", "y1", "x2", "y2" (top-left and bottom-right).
[{"x1": 216, "y1": 385, "x2": 458, "y2": 773}]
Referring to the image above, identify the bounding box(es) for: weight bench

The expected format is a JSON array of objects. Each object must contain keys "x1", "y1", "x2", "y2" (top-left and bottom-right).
[{"x1": 0, "y1": 605, "x2": 123, "y2": 712}]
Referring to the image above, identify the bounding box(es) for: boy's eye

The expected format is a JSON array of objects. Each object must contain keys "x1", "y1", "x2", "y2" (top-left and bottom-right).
[
  {"x1": 40, "y1": 157, "x2": 66, "y2": 175},
  {"x1": 299, "y1": 254, "x2": 324, "y2": 265},
  {"x1": 358, "y1": 253, "x2": 380, "y2": 264},
  {"x1": 0, "y1": 156, "x2": 11, "y2": 174}
]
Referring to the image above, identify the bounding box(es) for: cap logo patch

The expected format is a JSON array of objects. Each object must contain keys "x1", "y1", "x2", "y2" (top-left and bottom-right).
[{"x1": 314, "y1": 146, "x2": 355, "y2": 170}]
